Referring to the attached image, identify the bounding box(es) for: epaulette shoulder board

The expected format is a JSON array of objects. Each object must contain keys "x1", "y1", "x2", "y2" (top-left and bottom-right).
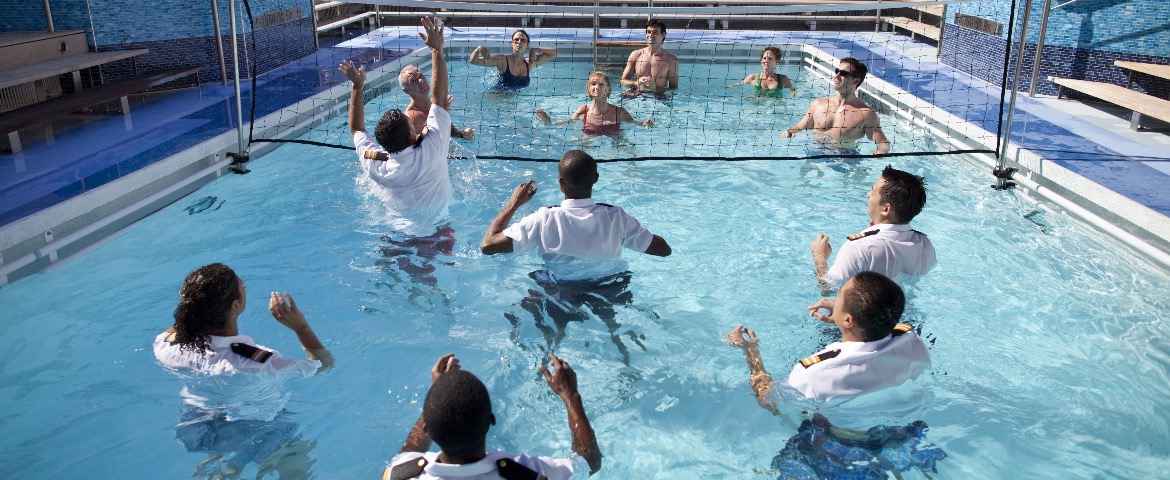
[
  {"x1": 497, "y1": 458, "x2": 543, "y2": 480},
  {"x1": 230, "y1": 343, "x2": 273, "y2": 363},
  {"x1": 847, "y1": 229, "x2": 879, "y2": 241},
  {"x1": 799, "y1": 349, "x2": 841, "y2": 368},
  {"x1": 892, "y1": 323, "x2": 913, "y2": 336},
  {"x1": 596, "y1": 202, "x2": 615, "y2": 208},
  {"x1": 388, "y1": 457, "x2": 428, "y2": 480}
]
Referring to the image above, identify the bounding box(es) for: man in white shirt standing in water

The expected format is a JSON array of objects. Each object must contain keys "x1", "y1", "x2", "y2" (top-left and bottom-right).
[
  {"x1": 480, "y1": 150, "x2": 671, "y2": 364},
  {"x1": 341, "y1": 17, "x2": 457, "y2": 289},
  {"x1": 811, "y1": 165, "x2": 936, "y2": 292}
]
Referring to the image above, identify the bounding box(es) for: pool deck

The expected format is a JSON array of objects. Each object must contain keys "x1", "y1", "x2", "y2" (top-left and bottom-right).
[{"x1": 2, "y1": 27, "x2": 1169, "y2": 285}]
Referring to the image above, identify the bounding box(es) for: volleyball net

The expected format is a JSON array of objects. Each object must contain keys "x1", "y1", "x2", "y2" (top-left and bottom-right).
[{"x1": 241, "y1": 0, "x2": 1009, "y2": 162}]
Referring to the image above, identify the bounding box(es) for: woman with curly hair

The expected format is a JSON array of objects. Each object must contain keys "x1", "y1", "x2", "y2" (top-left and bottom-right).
[{"x1": 154, "y1": 263, "x2": 333, "y2": 477}]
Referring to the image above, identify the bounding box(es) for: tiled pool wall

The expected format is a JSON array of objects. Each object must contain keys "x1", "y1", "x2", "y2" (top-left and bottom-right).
[
  {"x1": 940, "y1": 0, "x2": 1170, "y2": 97},
  {"x1": 1, "y1": 0, "x2": 317, "y2": 84}
]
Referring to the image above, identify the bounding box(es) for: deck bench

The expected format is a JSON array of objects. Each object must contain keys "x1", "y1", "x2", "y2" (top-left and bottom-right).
[
  {"x1": 1050, "y1": 76, "x2": 1170, "y2": 130},
  {"x1": 1114, "y1": 60, "x2": 1170, "y2": 88},
  {"x1": 2, "y1": 66, "x2": 201, "y2": 153}
]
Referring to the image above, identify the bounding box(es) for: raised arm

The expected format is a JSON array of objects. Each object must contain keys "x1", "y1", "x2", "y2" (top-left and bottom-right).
[
  {"x1": 726, "y1": 326, "x2": 781, "y2": 415},
  {"x1": 541, "y1": 353, "x2": 602, "y2": 474},
  {"x1": 810, "y1": 232, "x2": 841, "y2": 293},
  {"x1": 420, "y1": 17, "x2": 449, "y2": 110},
  {"x1": 268, "y1": 293, "x2": 334, "y2": 372},
  {"x1": 865, "y1": 111, "x2": 890, "y2": 154},
  {"x1": 529, "y1": 47, "x2": 558, "y2": 68},
  {"x1": 469, "y1": 46, "x2": 505, "y2": 69},
  {"x1": 340, "y1": 61, "x2": 366, "y2": 132},
  {"x1": 481, "y1": 180, "x2": 536, "y2": 255},
  {"x1": 400, "y1": 354, "x2": 461, "y2": 453}
]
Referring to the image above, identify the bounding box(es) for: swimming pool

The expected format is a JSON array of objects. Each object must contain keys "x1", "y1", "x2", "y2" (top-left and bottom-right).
[{"x1": 1, "y1": 55, "x2": 1169, "y2": 479}]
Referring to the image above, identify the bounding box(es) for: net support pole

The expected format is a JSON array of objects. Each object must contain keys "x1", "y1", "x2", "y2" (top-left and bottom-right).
[
  {"x1": 592, "y1": 0, "x2": 600, "y2": 68},
  {"x1": 996, "y1": 0, "x2": 1035, "y2": 185},
  {"x1": 1028, "y1": 0, "x2": 1053, "y2": 97},
  {"x1": 211, "y1": 0, "x2": 229, "y2": 86},
  {"x1": 228, "y1": 0, "x2": 249, "y2": 164}
]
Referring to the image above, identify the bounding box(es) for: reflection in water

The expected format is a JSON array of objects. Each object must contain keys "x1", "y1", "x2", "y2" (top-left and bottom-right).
[
  {"x1": 505, "y1": 271, "x2": 649, "y2": 365},
  {"x1": 375, "y1": 226, "x2": 456, "y2": 312},
  {"x1": 769, "y1": 413, "x2": 945, "y2": 479},
  {"x1": 177, "y1": 411, "x2": 317, "y2": 479}
]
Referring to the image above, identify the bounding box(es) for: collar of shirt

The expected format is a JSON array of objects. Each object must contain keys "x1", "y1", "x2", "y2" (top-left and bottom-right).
[
  {"x1": 870, "y1": 223, "x2": 912, "y2": 233},
  {"x1": 424, "y1": 452, "x2": 505, "y2": 477},
  {"x1": 209, "y1": 334, "x2": 256, "y2": 350},
  {"x1": 826, "y1": 333, "x2": 894, "y2": 355},
  {"x1": 560, "y1": 198, "x2": 595, "y2": 209}
]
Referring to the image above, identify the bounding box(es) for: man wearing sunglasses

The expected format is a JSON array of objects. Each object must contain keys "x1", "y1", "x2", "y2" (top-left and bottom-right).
[{"x1": 784, "y1": 57, "x2": 891, "y2": 155}]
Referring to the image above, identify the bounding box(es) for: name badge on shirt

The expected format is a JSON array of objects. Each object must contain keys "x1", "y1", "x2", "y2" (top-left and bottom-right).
[{"x1": 231, "y1": 343, "x2": 273, "y2": 363}]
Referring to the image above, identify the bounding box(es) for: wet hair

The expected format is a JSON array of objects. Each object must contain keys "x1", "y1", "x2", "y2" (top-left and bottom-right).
[
  {"x1": 512, "y1": 29, "x2": 530, "y2": 43},
  {"x1": 559, "y1": 149, "x2": 599, "y2": 190},
  {"x1": 423, "y1": 370, "x2": 494, "y2": 455},
  {"x1": 374, "y1": 109, "x2": 415, "y2": 154},
  {"x1": 761, "y1": 47, "x2": 781, "y2": 61},
  {"x1": 646, "y1": 20, "x2": 667, "y2": 35},
  {"x1": 585, "y1": 71, "x2": 611, "y2": 99},
  {"x1": 879, "y1": 165, "x2": 927, "y2": 223},
  {"x1": 172, "y1": 263, "x2": 241, "y2": 353},
  {"x1": 841, "y1": 271, "x2": 905, "y2": 342},
  {"x1": 840, "y1": 57, "x2": 868, "y2": 85}
]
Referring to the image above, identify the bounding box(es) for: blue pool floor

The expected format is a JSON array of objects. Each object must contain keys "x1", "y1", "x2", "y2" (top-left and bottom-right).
[{"x1": 2, "y1": 28, "x2": 1169, "y2": 227}]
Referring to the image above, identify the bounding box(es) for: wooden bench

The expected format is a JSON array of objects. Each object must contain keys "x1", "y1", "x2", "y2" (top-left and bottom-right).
[
  {"x1": 1050, "y1": 76, "x2": 1170, "y2": 130},
  {"x1": 1115, "y1": 60, "x2": 1170, "y2": 88},
  {"x1": 881, "y1": 16, "x2": 940, "y2": 40},
  {"x1": 1, "y1": 67, "x2": 200, "y2": 153}
]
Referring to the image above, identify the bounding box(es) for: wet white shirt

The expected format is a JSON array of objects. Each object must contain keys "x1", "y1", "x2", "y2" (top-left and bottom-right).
[
  {"x1": 387, "y1": 451, "x2": 588, "y2": 480},
  {"x1": 503, "y1": 198, "x2": 654, "y2": 280},
  {"x1": 153, "y1": 332, "x2": 320, "y2": 421},
  {"x1": 784, "y1": 330, "x2": 930, "y2": 403},
  {"x1": 825, "y1": 223, "x2": 937, "y2": 289},
  {"x1": 353, "y1": 104, "x2": 452, "y2": 235}
]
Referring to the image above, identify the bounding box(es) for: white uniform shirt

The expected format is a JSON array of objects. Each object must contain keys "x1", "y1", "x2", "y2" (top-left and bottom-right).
[
  {"x1": 153, "y1": 332, "x2": 320, "y2": 421},
  {"x1": 503, "y1": 198, "x2": 654, "y2": 280},
  {"x1": 784, "y1": 331, "x2": 930, "y2": 403},
  {"x1": 353, "y1": 104, "x2": 453, "y2": 235},
  {"x1": 388, "y1": 451, "x2": 588, "y2": 480},
  {"x1": 825, "y1": 223, "x2": 937, "y2": 289}
]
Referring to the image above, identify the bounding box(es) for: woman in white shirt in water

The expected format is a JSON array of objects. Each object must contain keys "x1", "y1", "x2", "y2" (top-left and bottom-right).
[{"x1": 153, "y1": 263, "x2": 334, "y2": 477}]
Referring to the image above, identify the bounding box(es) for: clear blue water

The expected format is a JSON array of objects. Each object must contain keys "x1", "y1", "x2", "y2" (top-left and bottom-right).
[{"x1": 2, "y1": 60, "x2": 1170, "y2": 479}]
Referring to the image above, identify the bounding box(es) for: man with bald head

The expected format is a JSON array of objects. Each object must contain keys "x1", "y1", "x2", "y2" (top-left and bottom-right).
[
  {"x1": 481, "y1": 150, "x2": 671, "y2": 363},
  {"x1": 398, "y1": 64, "x2": 474, "y2": 142}
]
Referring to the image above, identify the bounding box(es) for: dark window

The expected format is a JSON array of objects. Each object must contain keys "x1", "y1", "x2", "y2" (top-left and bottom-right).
[{"x1": 956, "y1": 13, "x2": 1003, "y2": 36}]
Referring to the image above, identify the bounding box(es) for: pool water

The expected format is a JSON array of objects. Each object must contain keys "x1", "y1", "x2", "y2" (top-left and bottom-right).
[{"x1": 2, "y1": 59, "x2": 1170, "y2": 479}]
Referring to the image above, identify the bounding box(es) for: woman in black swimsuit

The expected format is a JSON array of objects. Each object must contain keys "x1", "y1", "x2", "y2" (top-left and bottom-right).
[{"x1": 469, "y1": 29, "x2": 558, "y2": 89}]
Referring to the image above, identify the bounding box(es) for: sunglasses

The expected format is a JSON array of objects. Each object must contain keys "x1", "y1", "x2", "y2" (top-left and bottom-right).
[{"x1": 834, "y1": 68, "x2": 858, "y2": 78}]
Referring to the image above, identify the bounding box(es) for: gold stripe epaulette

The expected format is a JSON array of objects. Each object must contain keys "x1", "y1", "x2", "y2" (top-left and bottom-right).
[{"x1": 799, "y1": 349, "x2": 841, "y2": 368}]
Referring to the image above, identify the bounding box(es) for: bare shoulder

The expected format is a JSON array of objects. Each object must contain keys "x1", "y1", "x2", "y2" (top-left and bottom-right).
[
  {"x1": 661, "y1": 51, "x2": 680, "y2": 62},
  {"x1": 627, "y1": 48, "x2": 647, "y2": 61}
]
